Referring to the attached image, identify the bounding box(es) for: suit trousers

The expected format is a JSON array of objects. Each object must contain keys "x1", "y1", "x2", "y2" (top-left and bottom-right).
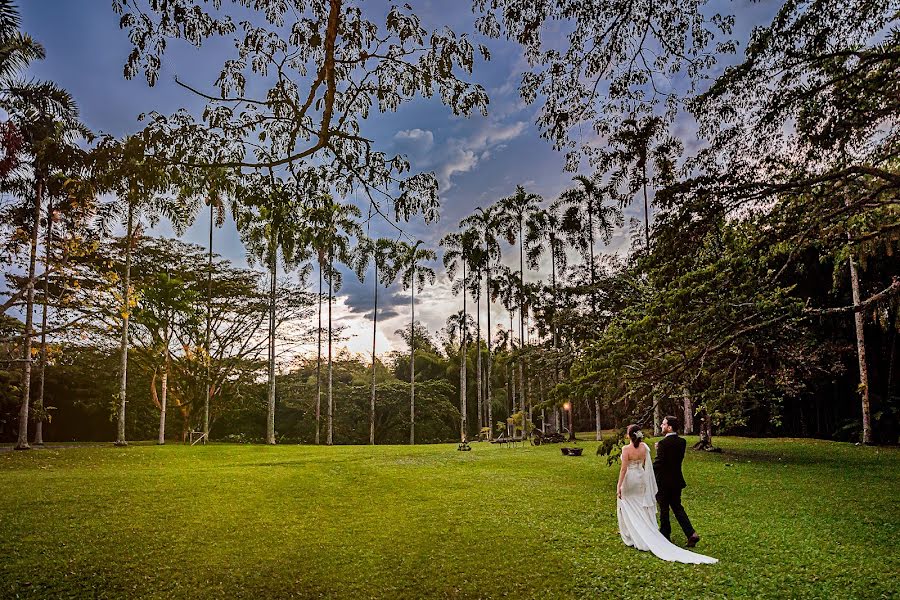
[{"x1": 656, "y1": 487, "x2": 695, "y2": 540}]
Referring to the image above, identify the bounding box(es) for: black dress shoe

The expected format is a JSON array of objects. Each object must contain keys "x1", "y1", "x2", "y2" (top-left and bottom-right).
[{"x1": 686, "y1": 533, "x2": 700, "y2": 548}]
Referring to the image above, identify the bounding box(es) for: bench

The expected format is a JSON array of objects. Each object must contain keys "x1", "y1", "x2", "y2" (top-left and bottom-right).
[{"x1": 491, "y1": 435, "x2": 524, "y2": 448}]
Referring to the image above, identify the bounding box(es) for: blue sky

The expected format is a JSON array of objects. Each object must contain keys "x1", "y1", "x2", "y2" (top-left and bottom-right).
[{"x1": 19, "y1": 1, "x2": 778, "y2": 359}]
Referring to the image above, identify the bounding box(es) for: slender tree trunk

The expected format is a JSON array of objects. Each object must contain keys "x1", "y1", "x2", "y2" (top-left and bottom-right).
[
  {"x1": 509, "y1": 326, "x2": 519, "y2": 413},
  {"x1": 642, "y1": 172, "x2": 650, "y2": 251},
  {"x1": 510, "y1": 324, "x2": 518, "y2": 435},
  {"x1": 887, "y1": 328, "x2": 897, "y2": 407},
  {"x1": 654, "y1": 400, "x2": 662, "y2": 437},
  {"x1": 568, "y1": 404, "x2": 575, "y2": 441},
  {"x1": 204, "y1": 201, "x2": 213, "y2": 444},
  {"x1": 158, "y1": 340, "x2": 169, "y2": 445},
  {"x1": 682, "y1": 387, "x2": 694, "y2": 435},
  {"x1": 485, "y1": 268, "x2": 493, "y2": 440},
  {"x1": 511, "y1": 312, "x2": 517, "y2": 421},
  {"x1": 16, "y1": 179, "x2": 42, "y2": 450},
  {"x1": 476, "y1": 282, "x2": 482, "y2": 433},
  {"x1": 848, "y1": 252, "x2": 872, "y2": 444},
  {"x1": 266, "y1": 250, "x2": 276, "y2": 445},
  {"x1": 114, "y1": 199, "x2": 134, "y2": 447},
  {"x1": 506, "y1": 360, "x2": 512, "y2": 435},
  {"x1": 538, "y1": 370, "x2": 545, "y2": 434},
  {"x1": 518, "y1": 361, "x2": 525, "y2": 437},
  {"x1": 460, "y1": 261, "x2": 468, "y2": 443},
  {"x1": 518, "y1": 222, "x2": 527, "y2": 438},
  {"x1": 410, "y1": 273, "x2": 416, "y2": 445},
  {"x1": 370, "y1": 263, "x2": 378, "y2": 445},
  {"x1": 701, "y1": 412, "x2": 713, "y2": 448},
  {"x1": 316, "y1": 267, "x2": 323, "y2": 445},
  {"x1": 34, "y1": 200, "x2": 53, "y2": 446},
  {"x1": 588, "y1": 201, "x2": 596, "y2": 315},
  {"x1": 595, "y1": 399, "x2": 602, "y2": 441},
  {"x1": 327, "y1": 254, "x2": 334, "y2": 445},
  {"x1": 551, "y1": 243, "x2": 558, "y2": 349},
  {"x1": 524, "y1": 372, "x2": 529, "y2": 438}
]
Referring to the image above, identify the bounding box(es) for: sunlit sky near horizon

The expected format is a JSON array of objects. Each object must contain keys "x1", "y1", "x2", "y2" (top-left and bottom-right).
[{"x1": 19, "y1": 0, "x2": 779, "y2": 362}]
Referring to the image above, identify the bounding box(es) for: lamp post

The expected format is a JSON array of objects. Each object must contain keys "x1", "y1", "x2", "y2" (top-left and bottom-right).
[{"x1": 563, "y1": 401, "x2": 574, "y2": 441}]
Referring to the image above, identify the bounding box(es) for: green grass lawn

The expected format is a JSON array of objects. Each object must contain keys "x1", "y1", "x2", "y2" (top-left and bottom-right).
[{"x1": 1, "y1": 436, "x2": 897, "y2": 599}]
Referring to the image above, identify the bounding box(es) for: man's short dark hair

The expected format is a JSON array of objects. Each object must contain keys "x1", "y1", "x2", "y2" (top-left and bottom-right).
[{"x1": 664, "y1": 415, "x2": 679, "y2": 432}]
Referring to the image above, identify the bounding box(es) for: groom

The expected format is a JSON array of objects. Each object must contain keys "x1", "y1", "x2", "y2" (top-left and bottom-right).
[{"x1": 653, "y1": 415, "x2": 701, "y2": 548}]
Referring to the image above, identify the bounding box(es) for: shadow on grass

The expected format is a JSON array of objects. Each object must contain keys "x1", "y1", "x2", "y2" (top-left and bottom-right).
[{"x1": 711, "y1": 439, "x2": 892, "y2": 468}]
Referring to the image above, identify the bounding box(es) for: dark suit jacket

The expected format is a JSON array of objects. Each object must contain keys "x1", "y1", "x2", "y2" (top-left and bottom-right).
[{"x1": 653, "y1": 434, "x2": 687, "y2": 491}]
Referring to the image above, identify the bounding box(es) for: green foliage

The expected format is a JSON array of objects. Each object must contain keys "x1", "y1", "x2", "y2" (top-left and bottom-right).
[
  {"x1": 475, "y1": 0, "x2": 735, "y2": 170},
  {"x1": 596, "y1": 430, "x2": 625, "y2": 466},
  {"x1": 277, "y1": 358, "x2": 460, "y2": 444},
  {"x1": 115, "y1": 0, "x2": 489, "y2": 223}
]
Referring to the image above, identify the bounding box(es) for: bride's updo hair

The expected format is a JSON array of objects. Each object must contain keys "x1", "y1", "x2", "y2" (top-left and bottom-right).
[{"x1": 626, "y1": 424, "x2": 644, "y2": 448}]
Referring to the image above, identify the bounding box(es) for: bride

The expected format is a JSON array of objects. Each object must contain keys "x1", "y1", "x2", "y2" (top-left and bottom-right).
[{"x1": 616, "y1": 424, "x2": 718, "y2": 564}]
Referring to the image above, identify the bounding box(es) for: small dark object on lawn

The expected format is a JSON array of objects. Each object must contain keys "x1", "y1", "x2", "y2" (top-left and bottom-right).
[
  {"x1": 533, "y1": 430, "x2": 566, "y2": 445},
  {"x1": 562, "y1": 447, "x2": 583, "y2": 456},
  {"x1": 457, "y1": 441, "x2": 471, "y2": 451}
]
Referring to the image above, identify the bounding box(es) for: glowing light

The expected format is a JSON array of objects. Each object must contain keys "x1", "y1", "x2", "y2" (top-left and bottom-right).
[{"x1": 562, "y1": 402, "x2": 571, "y2": 411}]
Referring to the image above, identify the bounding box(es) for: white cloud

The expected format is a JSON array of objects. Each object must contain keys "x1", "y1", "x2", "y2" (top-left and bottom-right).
[
  {"x1": 393, "y1": 128, "x2": 434, "y2": 154},
  {"x1": 467, "y1": 120, "x2": 527, "y2": 152},
  {"x1": 436, "y1": 148, "x2": 478, "y2": 190},
  {"x1": 435, "y1": 119, "x2": 528, "y2": 191}
]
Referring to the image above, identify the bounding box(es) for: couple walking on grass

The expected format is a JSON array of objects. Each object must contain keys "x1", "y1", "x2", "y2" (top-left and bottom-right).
[{"x1": 615, "y1": 415, "x2": 718, "y2": 564}]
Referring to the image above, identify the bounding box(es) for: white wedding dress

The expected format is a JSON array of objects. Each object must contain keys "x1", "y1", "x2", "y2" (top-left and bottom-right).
[{"x1": 617, "y1": 442, "x2": 718, "y2": 564}]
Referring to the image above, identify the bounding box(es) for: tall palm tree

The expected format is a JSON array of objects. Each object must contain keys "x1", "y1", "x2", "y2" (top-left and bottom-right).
[
  {"x1": 441, "y1": 227, "x2": 480, "y2": 442},
  {"x1": 354, "y1": 236, "x2": 400, "y2": 445},
  {"x1": 394, "y1": 240, "x2": 436, "y2": 445},
  {"x1": 95, "y1": 135, "x2": 177, "y2": 446},
  {"x1": 492, "y1": 265, "x2": 521, "y2": 423},
  {"x1": 603, "y1": 116, "x2": 679, "y2": 253},
  {"x1": 0, "y1": 1, "x2": 43, "y2": 83},
  {"x1": 465, "y1": 242, "x2": 488, "y2": 432},
  {"x1": 305, "y1": 195, "x2": 362, "y2": 445},
  {"x1": 499, "y1": 186, "x2": 542, "y2": 437},
  {"x1": 178, "y1": 166, "x2": 233, "y2": 443},
  {"x1": 200, "y1": 170, "x2": 229, "y2": 443},
  {"x1": 472, "y1": 269, "x2": 483, "y2": 432},
  {"x1": 526, "y1": 201, "x2": 576, "y2": 435},
  {"x1": 460, "y1": 205, "x2": 504, "y2": 440},
  {"x1": 2, "y1": 24, "x2": 85, "y2": 448},
  {"x1": 560, "y1": 175, "x2": 623, "y2": 439},
  {"x1": 33, "y1": 160, "x2": 93, "y2": 446},
  {"x1": 526, "y1": 201, "x2": 568, "y2": 350},
  {"x1": 0, "y1": 2, "x2": 95, "y2": 448},
  {"x1": 234, "y1": 175, "x2": 309, "y2": 445},
  {"x1": 559, "y1": 174, "x2": 622, "y2": 316}
]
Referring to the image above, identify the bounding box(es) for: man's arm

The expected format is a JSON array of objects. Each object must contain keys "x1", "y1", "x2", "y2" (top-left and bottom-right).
[{"x1": 653, "y1": 436, "x2": 668, "y2": 471}]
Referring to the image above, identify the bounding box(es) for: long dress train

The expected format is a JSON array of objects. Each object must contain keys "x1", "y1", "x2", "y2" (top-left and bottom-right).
[{"x1": 616, "y1": 442, "x2": 717, "y2": 564}]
